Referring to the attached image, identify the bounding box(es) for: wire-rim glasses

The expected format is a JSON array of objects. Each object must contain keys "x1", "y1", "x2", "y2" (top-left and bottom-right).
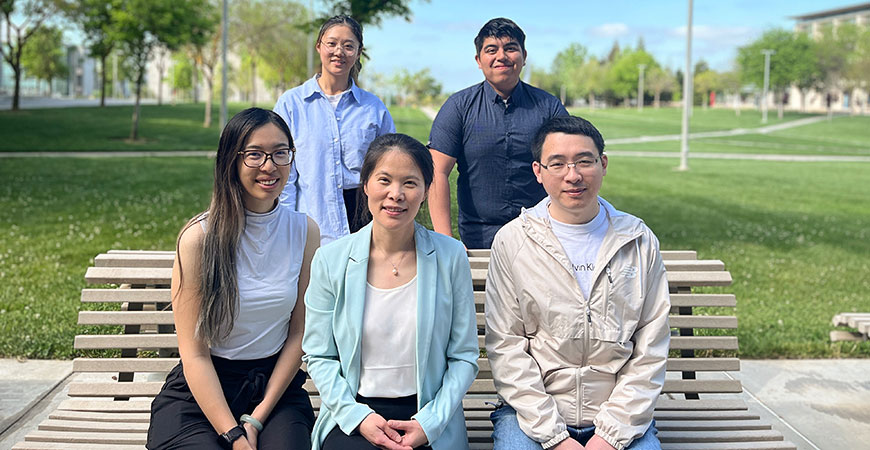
[{"x1": 539, "y1": 157, "x2": 600, "y2": 176}]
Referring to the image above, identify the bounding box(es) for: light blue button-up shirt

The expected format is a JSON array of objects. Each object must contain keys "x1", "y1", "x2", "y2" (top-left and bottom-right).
[{"x1": 274, "y1": 76, "x2": 395, "y2": 244}]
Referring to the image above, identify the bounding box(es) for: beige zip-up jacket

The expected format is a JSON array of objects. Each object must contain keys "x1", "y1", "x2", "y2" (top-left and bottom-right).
[{"x1": 485, "y1": 197, "x2": 670, "y2": 450}]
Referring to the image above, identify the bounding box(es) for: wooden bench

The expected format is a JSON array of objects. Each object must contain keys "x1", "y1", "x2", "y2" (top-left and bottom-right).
[
  {"x1": 830, "y1": 312, "x2": 870, "y2": 342},
  {"x1": 13, "y1": 249, "x2": 795, "y2": 450}
]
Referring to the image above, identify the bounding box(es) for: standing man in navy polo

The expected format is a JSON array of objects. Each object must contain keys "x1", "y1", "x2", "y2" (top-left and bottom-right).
[{"x1": 427, "y1": 17, "x2": 568, "y2": 249}]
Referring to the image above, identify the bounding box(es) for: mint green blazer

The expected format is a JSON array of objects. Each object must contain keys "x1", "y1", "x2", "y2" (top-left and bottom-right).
[{"x1": 302, "y1": 222, "x2": 479, "y2": 450}]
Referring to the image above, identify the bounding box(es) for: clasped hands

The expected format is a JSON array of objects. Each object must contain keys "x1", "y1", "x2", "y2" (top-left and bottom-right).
[{"x1": 360, "y1": 413, "x2": 427, "y2": 450}]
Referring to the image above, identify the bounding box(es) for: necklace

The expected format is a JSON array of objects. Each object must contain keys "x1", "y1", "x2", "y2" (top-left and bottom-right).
[{"x1": 378, "y1": 246, "x2": 408, "y2": 276}]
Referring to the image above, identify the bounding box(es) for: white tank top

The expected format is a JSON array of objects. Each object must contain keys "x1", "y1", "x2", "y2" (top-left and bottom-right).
[
  {"x1": 206, "y1": 205, "x2": 308, "y2": 359},
  {"x1": 357, "y1": 276, "x2": 418, "y2": 398}
]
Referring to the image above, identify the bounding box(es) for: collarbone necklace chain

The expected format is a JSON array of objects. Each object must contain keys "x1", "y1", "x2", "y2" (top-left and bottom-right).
[{"x1": 378, "y1": 246, "x2": 409, "y2": 277}]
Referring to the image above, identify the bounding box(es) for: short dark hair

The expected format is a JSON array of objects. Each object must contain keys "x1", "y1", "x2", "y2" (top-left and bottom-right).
[
  {"x1": 531, "y1": 115, "x2": 606, "y2": 161},
  {"x1": 474, "y1": 18, "x2": 526, "y2": 55}
]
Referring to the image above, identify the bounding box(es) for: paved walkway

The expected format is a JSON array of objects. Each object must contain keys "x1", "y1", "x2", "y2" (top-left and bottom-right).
[
  {"x1": 607, "y1": 115, "x2": 831, "y2": 145},
  {"x1": 1, "y1": 358, "x2": 869, "y2": 449},
  {"x1": 0, "y1": 96, "x2": 156, "y2": 111}
]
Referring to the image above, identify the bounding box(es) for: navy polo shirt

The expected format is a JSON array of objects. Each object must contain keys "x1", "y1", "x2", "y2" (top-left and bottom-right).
[{"x1": 429, "y1": 81, "x2": 568, "y2": 249}]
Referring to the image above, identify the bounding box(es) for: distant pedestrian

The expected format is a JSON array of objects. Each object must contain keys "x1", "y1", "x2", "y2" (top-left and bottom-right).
[{"x1": 274, "y1": 15, "x2": 395, "y2": 245}]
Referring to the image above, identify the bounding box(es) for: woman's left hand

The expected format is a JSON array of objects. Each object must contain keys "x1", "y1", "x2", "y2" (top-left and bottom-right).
[
  {"x1": 387, "y1": 419, "x2": 428, "y2": 448},
  {"x1": 242, "y1": 422, "x2": 259, "y2": 450}
]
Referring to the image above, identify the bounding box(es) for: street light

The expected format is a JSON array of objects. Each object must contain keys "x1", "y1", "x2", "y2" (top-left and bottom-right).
[
  {"x1": 761, "y1": 49, "x2": 774, "y2": 124},
  {"x1": 637, "y1": 64, "x2": 646, "y2": 112},
  {"x1": 679, "y1": 0, "x2": 693, "y2": 171}
]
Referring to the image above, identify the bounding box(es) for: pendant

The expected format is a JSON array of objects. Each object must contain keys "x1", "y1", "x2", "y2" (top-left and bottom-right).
[{"x1": 392, "y1": 268, "x2": 399, "y2": 276}]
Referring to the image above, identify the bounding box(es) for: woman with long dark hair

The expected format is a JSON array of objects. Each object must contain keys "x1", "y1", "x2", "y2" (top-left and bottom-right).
[
  {"x1": 274, "y1": 14, "x2": 395, "y2": 245},
  {"x1": 147, "y1": 108, "x2": 320, "y2": 450},
  {"x1": 302, "y1": 133, "x2": 479, "y2": 450}
]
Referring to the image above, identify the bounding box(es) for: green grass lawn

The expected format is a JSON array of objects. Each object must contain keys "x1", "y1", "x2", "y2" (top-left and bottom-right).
[
  {"x1": 1, "y1": 155, "x2": 867, "y2": 359},
  {"x1": 0, "y1": 104, "x2": 429, "y2": 152},
  {"x1": 1, "y1": 104, "x2": 869, "y2": 359},
  {"x1": 569, "y1": 106, "x2": 816, "y2": 139}
]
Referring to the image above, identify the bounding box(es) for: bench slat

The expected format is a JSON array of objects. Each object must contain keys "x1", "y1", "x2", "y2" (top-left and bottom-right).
[
  {"x1": 81, "y1": 289, "x2": 170, "y2": 303},
  {"x1": 655, "y1": 419, "x2": 770, "y2": 431},
  {"x1": 48, "y1": 410, "x2": 151, "y2": 423},
  {"x1": 39, "y1": 419, "x2": 148, "y2": 433},
  {"x1": 84, "y1": 267, "x2": 732, "y2": 288},
  {"x1": 12, "y1": 442, "x2": 144, "y2": 450},
  {"x1": 72, "y1": 358, "x2": 178, "y2": 373},
  {"x1": 658, "y1": 429, "x2": 786, "y2": 443},
  {"x1": 661, "y1": 443, "x2": 796, "y2": 450},
  {"x1": 74, "y1": 335, "x2": 178, "y2": 350},
  {"x1": 78, "y1": 311, "x2": 174, "y2": 325},
  {"x1": 21, "y1": 430, "x2": 144, "y2": 445}
]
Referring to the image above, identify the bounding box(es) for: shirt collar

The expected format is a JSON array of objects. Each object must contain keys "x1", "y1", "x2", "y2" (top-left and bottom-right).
[
  {"x1": 303, "y1": 74, "x2": 361, "y2": 104},
  {"x1": 482, "y1": 79, "x2": 526, "y2": 106}
]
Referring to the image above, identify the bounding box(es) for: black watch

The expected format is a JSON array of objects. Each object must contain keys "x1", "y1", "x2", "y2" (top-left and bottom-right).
[{"x1": 219, "y1": 424, "x2": 247, "y2": 449}]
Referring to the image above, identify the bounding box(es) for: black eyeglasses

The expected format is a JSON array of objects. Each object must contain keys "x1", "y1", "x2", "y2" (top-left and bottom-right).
[{"x1": 237, "y1": 149, "x2": 295, "y2": 168}]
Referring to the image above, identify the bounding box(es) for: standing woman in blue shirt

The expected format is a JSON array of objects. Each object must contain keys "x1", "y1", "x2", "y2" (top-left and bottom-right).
[{"x1": 274, "y1": 15, "x2": 395, "y2": 245}]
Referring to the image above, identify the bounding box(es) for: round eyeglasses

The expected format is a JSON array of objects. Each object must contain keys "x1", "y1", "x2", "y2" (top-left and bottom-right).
[
  {"x1": 237, "y1": 149, "x2": 295, "y2": 168},
  {"x1": 539, "y1": 157, "x2": 600, "y2": 177}
]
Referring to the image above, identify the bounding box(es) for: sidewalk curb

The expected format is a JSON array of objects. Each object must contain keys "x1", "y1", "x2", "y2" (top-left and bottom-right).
[{"x1": 0, "y1": 369, "x2": 73, "y2": 440}]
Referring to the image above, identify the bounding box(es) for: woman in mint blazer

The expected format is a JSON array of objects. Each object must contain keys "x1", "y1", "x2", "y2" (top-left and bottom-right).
[{"x1": 302, "y1": 133, "x2": 479, "y2": 450}]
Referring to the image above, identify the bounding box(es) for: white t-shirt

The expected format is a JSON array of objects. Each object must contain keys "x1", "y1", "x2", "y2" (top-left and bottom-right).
[
  {"x1": 324, "y1": 90, "x2": 347, "y2": 109},
  {"x1": 358, "y1": 276, "x2": 418, "y2": 398},
  {"x1": 549, "y1": 205, "x2": 608, "y2": 300}
]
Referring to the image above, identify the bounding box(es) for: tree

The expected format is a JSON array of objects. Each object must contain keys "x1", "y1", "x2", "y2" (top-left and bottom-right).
[
  {"x1": 578, "y1": 58, "x2": 608, "y2": 109},
  {"x1": 737, "y1": 28, "x2": 819, "y2": 118},
  {"x1": 67, "y1": 0, "x2": 120, "y2": 107},
  {"x1": 185, "y1": 0, "x2": 220, "y2": 127},
  {"x1": 645, "y1": 66, "x2": 676, "y2": 108},
  {"x1": 250, "y1": 0, "x2": 308, "y2": 99},
  {"x1": 551, "y1": 42, "x2": 587, "y2": 105},
  {"x1": 319, "y1": 0, "x2": 425, "y2": 26},
  {"x1": 20, "y1": 24, "x2": 66, "y2": 95},
  {"x1": 111, "y1": 0, "x2": 213, "y2": 140},
  {"x1": 693, "y1": 69, "x2": 720, "y2": 109},
  {"x1": 0, "y1": 0, "x2": 61, "y2": 110},
  {"x1": 390, "y1": 67, "x2": 441, "y2": 106},
  {"x1": 607, "y1": 48, "x2": 657, "y2": 107},
  {"x1": 718, "y1": 70, "x2": 743, "y2": 115},
  {"x1": 169, "y1": 51, "x2": 193, "y2": 101}
]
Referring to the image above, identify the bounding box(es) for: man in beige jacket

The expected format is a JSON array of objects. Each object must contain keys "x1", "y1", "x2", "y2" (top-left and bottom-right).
[{"x1": 485, "y1": 115, "x2": 670, "y2": 450}]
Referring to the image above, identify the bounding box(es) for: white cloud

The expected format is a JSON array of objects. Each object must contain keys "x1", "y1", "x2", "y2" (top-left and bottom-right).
[
  {"x1": 671, "y1": 25, "x2": 758, "y2": 46},
  {"x1": 587, "y1": 23, "x2": 631, "y2": 38}
]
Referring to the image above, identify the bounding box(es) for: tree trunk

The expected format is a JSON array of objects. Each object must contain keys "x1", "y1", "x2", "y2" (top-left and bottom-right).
[
  {"x1": 251, "y1": 59, "x2": 257, "y2": 107},
  {"x1": 130, "y1": 68, "x2": 144, "y2": 141},
  {"x1": 777, "y1": 91, "x2": 784, "y2": 119},
  {"x1": 623, "y1": 96, "x2": 629, "y2": 108},
  {"x1": 192, "y1": 60, "x2": 199, "y2": 104},
  {"x1": 653, "y1": 91, "x2": 661, "y2": 108},
  {"x1": 100, "y1": 54, "x2": 108, "y2": 107},
  {"x1": 12, "y1": 63, "x2": 21, "y2": 111},
  {"x1": 588, "y1": 93, "x2": 595, "y2": 110},
  {"x1": 204, "y1": 75, "x2": 213, "y2": 128}
]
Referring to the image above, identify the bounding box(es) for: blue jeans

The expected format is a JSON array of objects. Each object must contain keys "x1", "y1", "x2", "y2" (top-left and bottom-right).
[{"x1": 491, "y1": 404, "x2": 660, "y2": 450}]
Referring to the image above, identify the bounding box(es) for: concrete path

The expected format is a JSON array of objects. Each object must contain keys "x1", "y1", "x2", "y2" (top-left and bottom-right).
[
  {"x1": 0, "y1": 359, "x2": 72, "y2": 447},
  {"x1": 2, "y1": 359, "x2": 869, "y2": 449},
  {"x1": 607, "y1": 115, "x2": 832, "y2": 145},
  {"x1": 605, "y1": 150, "x2": 870, "y2": 163},
  {"x1": 0, "y1": 96, "x2": 156, "y2": 111}
]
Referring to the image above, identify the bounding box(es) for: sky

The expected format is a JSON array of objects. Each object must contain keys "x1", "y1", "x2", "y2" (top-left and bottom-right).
[{"x1": 354, "y1": 0, "x2": 852, "y2": 93}]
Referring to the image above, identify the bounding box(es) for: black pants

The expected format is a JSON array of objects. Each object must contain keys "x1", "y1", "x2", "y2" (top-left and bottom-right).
[
  {"x1": 146, "y1": 353, "x2": 314, "y2": 449},
  {"x1": 322, "y1": 395, "x2": 432, "y2": 450}
]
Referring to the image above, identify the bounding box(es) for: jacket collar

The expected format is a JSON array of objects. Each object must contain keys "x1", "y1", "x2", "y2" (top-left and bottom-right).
[
  {"x1": 482, "y1": 78, "x2": 527, "y2": 106},
  {"x1": 520, "y1": 196, "x2": 645, "y2": 282}
]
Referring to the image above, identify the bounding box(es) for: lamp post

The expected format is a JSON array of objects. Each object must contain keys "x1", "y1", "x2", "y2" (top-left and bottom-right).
[
  {"x1": 761, "y1": 49, "x2": 774, "y2": 124},
  {"x1": 220, "y1": 0, "x2": 228, "y2": 130},
  {"x1": 679, "y1": 0, "x2": 693, "y2": 171},
  {"x1": 306, "y1": 0, "x2": 314, "y2": 77},
  {"x1": 637, "y1": 64, "x2": 646, "y2": 112}
]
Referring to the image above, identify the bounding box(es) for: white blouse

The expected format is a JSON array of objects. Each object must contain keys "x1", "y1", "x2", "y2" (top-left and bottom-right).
[{"x1": 357, "y1": 276, "x2": 418, "y2": 398}]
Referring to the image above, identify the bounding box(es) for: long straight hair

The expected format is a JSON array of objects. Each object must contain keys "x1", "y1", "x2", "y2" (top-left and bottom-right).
[
  {"x1": 176, "y1": 108, "x2": 293, "y2": 346},
  {"x1": 316, "y1": 14, "x2": 365, "y2": 84}
]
